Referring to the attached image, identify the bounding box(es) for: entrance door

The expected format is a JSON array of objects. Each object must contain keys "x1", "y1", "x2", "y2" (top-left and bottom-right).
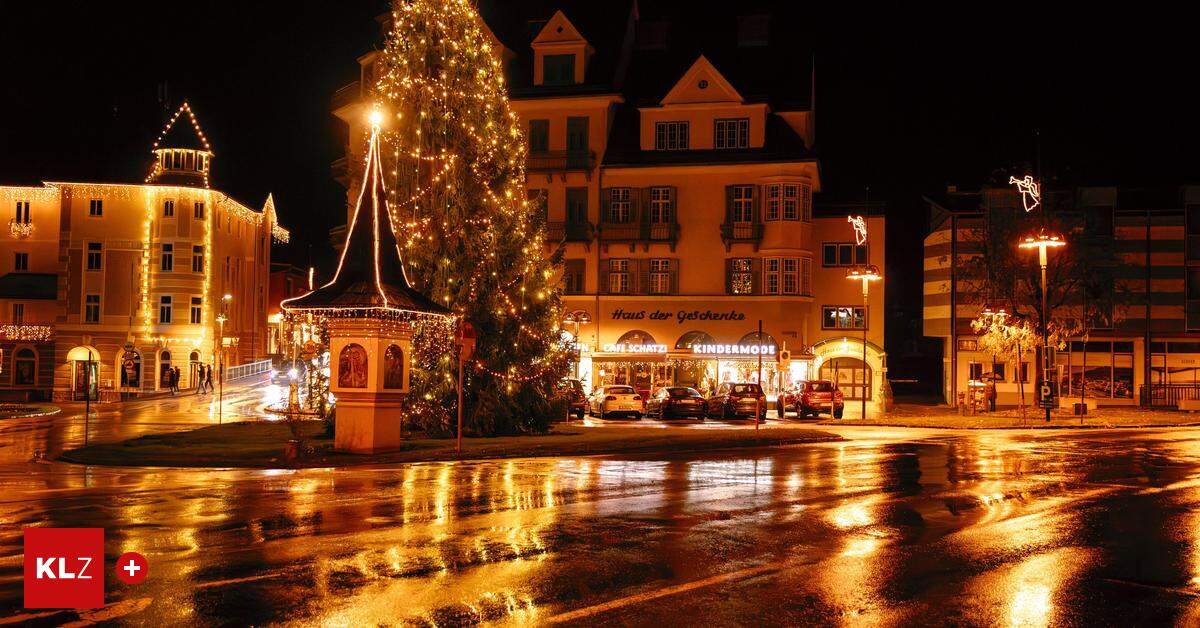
[
  {"x1": 73, "y1": 360, "x2": 98, "y2": 401},
  {"x1": 820, "y1": 357, "x2": 871, "y2": 401}
]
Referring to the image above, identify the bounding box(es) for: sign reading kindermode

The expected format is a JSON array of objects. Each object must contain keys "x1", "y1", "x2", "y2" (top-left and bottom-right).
[{"x1": 690, "y1": 343, "x2": 777, "y2": 356}]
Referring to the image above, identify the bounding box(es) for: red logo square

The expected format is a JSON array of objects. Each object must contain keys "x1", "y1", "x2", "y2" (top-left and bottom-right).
[{"x1": 23, "y1": 528, "x2": 104, "y2": 609}]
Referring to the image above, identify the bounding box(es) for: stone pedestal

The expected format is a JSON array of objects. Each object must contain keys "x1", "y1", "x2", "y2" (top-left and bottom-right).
[{"x1": 327, "y1": 319, "x2": 413, "y2": 454}]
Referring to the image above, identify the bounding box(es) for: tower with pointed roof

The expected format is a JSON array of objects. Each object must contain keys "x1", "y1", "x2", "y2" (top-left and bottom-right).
[
  {"x1": 283, "y1": 117, "x2": 452, "y2": 453},
  {"x1": 147, "y1": 102, "x2": 214, "y2": 188}
]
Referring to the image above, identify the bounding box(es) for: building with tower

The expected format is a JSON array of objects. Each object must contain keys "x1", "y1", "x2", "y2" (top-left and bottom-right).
[
  {"x1": 0, "y1": 101, "x2": 287, "y2": 401},
  {"x1": 332, "y1": 2, "x2": 886, "y2": 412}
]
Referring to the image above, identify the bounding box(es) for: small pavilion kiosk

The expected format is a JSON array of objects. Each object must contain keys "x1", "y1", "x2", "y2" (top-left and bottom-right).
[{"x1": 282, "y1": 118, "x2": 453, "y2": 453}]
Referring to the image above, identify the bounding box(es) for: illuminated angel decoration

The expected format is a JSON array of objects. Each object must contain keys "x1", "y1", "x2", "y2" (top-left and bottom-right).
[
  {"x1": 1009, "y1": 175, "x2": 1041, "y2": 212},
  {"x1": 848, "y1": 215, "x2": 868, "y2": 246}
]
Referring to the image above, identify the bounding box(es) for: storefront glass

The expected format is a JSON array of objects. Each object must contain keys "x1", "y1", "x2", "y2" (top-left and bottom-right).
[{"x1": 1058, "y1": 341, "x2": 1134, "y2": 400}]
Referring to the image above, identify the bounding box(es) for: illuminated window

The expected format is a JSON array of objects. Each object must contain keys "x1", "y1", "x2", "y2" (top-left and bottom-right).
[
  {"x1": 731, "y1": 186, "x2": 754, "y2": 222},
  {"x1": 608, "y1": 259, "x2": 630, "y2": 294},
  {"x1": 14, "y1": 201, "x2": 30, "y2": 224},
  {"x1": 159, "y1": 296, "x2": 172, "y2": 324},
  {"x1": 161, "y1": 243, "x2": 174, "y2": 271},
  {"x1": 764, "y1": 258, "x2": 780, "y2": 294},
  {"x1": 649, "y1": 187, "x2": 673, "y2": 223},
  {"x1": 714, "y1": 118, "x2": 749, "y2": 149},
  {"x1": 782, "y1": 258, "x2": 798, "y2": 294},
  {"x1": 86, "y1": 242, "x2": 102, "y2": 270},
  {"x1": 190, "y1": 297, "x2": 202, "y2": 324},
  {"x1": 609, "y1": 188, "x2": 632, "y2": 223},
  {"x1": 649, "y1": 259, "x2": 672, "y2": 294},
  {"x1": 765, "y1": 185, "x2": 780, "y2": 221},
  {"x1": 85, "y1": 294, "x2": 100, "y2": 324},
  {"x1": 654, "y1": 121, "x2": 689, "y2": 150},
  {"x1": 729, "y1": 258, "x2": 753, "y2": 294},
  {"x1": 163, "y1": 200, "x2": 174, "y2": 217},
  {"x1": 782, "y1": 184, "x2": 799, "y2": 220},
  {"x1": 194, "y1": 201, "x2": 205, "y2": 219},
  {"x1": 822, "y1": 306, "x2": 867, "y2": 329}
]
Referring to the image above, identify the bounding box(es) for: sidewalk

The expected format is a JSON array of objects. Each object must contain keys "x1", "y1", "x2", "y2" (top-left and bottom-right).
[{"x1": 823, "y1": 402, "x2": 1200, "y2": 429}]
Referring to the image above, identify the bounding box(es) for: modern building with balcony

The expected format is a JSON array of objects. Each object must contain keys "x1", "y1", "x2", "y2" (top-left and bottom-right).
[
  {"x1": 332, "y1": 2, "x2": 886, "y2": 407},
  {"x1": 0, "y1": 102, "x2": 287, "y2": 401}
]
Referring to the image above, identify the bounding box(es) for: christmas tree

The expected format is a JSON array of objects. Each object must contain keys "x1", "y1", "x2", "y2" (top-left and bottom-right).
[{"x1": 374, "y1": 0, "x2": 568, "y2": 435}]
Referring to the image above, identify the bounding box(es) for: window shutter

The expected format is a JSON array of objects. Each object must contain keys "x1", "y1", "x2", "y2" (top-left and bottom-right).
[
  {"x1": 725, "y1": 258, "x2": 734, "y2": 294},
  {"x1": 725, "y1": 186, "x2": 735, "y2": 224},
  {"x1": 668, "y1": 186, "x2": 678, "y2": 223},
  {"x1": 601, "y1": 188, "x2": 612, "y2": 224},
  {"x1": 751, "y1": 258, "x2": 762, "y2": 294},
  {"x1": 638, "y1": 188, "x2": 651, "y2": 238},
  {"x1": 637, "y1": 259, "x2": 651, "y2": 295},
  {"x1": 599, "y1": 265, "x2": 610, "y2": 295},
  {"x1": 751, "y1": 185, "x2": 761, "y2": 223},
  {"x1": 670, "y1": 258, "x2": 680, "y2": 294}
]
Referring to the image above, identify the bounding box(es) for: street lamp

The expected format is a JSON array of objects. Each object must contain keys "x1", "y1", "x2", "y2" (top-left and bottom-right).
[
  {"x1": 563, "y1": 311, "x2": 591, "y2": 380},
  {"x1": 846, "y1": 264, "x2": 881, "y2": 420},
  {"x1": 217, "y1": 293, "x2": 232, "y2": 425},
  {"x1": 1018, "y1": 231, "x2": 1066, "y2": 422}
]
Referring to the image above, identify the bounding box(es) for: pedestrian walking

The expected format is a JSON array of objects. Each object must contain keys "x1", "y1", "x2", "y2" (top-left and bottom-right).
[
  {"x1": 173, "y1": 366, "x2": 181, "y2": 393},
  {"x1": 205, "y1": 363, "x2": 214, "y2": 394},
  {"x1": 198, "y1": 364, "x2": 208, "y2": 394}
]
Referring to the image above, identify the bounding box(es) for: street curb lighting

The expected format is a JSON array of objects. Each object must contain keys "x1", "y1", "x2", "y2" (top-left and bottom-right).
[{"x1": 846, "y1": 264, "x2": 881, "y2": 420}]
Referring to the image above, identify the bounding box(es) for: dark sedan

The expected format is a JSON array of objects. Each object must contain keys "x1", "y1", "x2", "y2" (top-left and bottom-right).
[
  {"x1": 646, "y1": 386, "x2": 707, "y2": 419},
  {"x1": 705, "y1": 382, "x2": 768, "y2": 420}
]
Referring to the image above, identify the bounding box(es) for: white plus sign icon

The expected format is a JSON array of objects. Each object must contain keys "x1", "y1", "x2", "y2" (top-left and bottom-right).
[{"x1": 115, "y1": 551, "x2": 148, "y2": 584}]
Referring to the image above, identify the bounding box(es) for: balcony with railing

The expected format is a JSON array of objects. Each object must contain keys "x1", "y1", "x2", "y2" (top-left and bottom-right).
[
  {"x1": 598, "y1": 221, "x2": 681, "y2": 250},
  {"x1": 546, "y1": 221, "x2": 595, "y2": 243},
  {"x1": 720, "y1": 221, "x2": 765, "y2": 250},
  {"x1": 527, "y1": 150, "x2": 597, "y2": 175}
]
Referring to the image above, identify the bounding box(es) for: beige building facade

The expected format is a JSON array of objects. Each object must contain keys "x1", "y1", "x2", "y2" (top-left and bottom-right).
[{"x1": 0, "y1": 102, "x2": 287, "y2": 401}]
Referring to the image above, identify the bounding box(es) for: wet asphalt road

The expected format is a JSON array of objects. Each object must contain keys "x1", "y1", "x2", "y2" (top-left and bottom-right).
[{"x1": 5, "y1": 424, "x2": 1200, "y2": 625}]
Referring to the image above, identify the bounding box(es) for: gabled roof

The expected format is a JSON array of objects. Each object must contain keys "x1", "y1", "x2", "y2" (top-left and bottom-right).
[
  {"x1": 659, "y1": 55, "x2": 744, "y2": 106},
  {"x1": 152, "y1": 101, "x2": 212, "y2": 153},
  {"x1": 531, "y1": 9, "x2": 588, "y2": 46},
  {"x1": 281, "y1": 126, "x2": 449, "y2": 318}
]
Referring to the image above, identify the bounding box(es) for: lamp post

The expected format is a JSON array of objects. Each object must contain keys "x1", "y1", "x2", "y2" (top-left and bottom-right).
[
  {"x1": 563, "y1": 311, "x2": 591, "y2": 380},
  {"x1": 1018, "y1": 231, "x2": 1066, "y2": 422},
  {"x1": 846, "y1": 264, "x2": 881, "y2": 420},
  {"x1": 217, "y1": 293, "x2": 232, "y2": 425}
]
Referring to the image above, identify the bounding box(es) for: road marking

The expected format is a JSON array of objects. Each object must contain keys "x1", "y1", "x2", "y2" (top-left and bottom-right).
[
  {"x1": 194, "y1": 572, "x2": 285, "y2": 589},
  {"x1": 543, "y1": 562, "x2": 780, "y2": 623}
]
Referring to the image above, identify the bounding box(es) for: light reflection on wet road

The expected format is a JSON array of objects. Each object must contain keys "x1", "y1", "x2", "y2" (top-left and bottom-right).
[{"x1": 4, "y1": 426, "x2": 1200, "y2": 625}]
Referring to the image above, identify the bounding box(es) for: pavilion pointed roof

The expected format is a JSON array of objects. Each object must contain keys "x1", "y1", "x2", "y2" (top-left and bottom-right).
[{"x1": 281, "y1": 124, "x2": 450, "y2": 319}]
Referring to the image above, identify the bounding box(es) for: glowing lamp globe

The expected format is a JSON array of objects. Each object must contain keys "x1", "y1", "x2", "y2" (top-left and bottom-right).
[{"x1": 368, "y1": 109, "x2": 384, "y2": 127}]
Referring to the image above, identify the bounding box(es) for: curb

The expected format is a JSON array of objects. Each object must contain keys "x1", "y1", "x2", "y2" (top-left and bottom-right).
[
  {"x1": 819, "y1": 421, "x2": 1200, "y2": 430},
  {"x1": 54, "y1": 433, "x2": 844, "y2": 470}
]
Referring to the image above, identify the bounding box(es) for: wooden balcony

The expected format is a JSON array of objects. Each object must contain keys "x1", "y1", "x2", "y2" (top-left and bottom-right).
[
  {"x1": 720, "y1": 221, "x2": 765, "y2": 251},
  {"x1": 598, "y1": 221, "x2": 680, "y2": 251},
  {"x1": 546, "y1": 221, "x2": 595, "y2": 243},
  {"x1": 331, "y1": 81, "x2": 361, "y2": 111},
  {"x1": 527, "y1": 150, "x2": 597, "y2": 180}
]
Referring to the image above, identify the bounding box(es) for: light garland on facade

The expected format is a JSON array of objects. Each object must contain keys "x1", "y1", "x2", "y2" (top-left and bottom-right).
[
  {"x1": 0, "y1": 324, "x2": 54, "y2": 343},
  {"x1": 8, "y1": 219, "x2": 33, "y2": 239}
]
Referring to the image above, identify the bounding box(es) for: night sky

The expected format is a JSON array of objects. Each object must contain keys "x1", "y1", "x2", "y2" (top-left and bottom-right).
[{"x1": 1, "y1": 2, "x2": 1195, "y2": 354}]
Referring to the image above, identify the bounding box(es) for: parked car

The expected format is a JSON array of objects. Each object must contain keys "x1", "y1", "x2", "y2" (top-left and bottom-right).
[
  {"x1": 588, "y1": 385, "x2": 643, "y2": 419},
  {"x1": 705, "y1": 382, "x2": 768, "y2": 420},
  {"x1": 781, "y1": 380, "x2": 845, "y2": 418},
  {"x1": 559, "y1": 378, "x2": 588, "y2": 419},
  {"x1": 646, "y1": 386, "x2": 706, "y2": 419}
]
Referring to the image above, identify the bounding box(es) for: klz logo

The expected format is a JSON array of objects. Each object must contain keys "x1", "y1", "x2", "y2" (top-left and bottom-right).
[{"x1": 23, "y1": 528, "x2": 104, "y2": 609}]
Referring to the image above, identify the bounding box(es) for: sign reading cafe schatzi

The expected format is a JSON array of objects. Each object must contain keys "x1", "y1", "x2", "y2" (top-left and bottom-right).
[{"x1": 610, "y1": 308, "x2": 747, "y2": 325}]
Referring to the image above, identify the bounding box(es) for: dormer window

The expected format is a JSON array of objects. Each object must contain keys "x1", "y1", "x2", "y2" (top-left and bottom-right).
[
  {"x1": 715, "y1": 118, "x2": 750, "y2": 149},
  {"x1": 543, "y1": 54, "x2": 576, "y2": 85},
  {"x1": 654, "y1": 121, "x2": 690, "y2": 150}
]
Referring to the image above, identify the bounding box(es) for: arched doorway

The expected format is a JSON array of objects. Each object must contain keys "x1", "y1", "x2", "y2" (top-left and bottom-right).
[
  {"x1": 66, "y1": 345, "x2": 100, "y2": 401},
  {"x1": 159, "y1": 350, "x2": 173, "y2": 389},
  {"x1": 119, "y1": 348, "x2": 142, "y2": 390},
  {"x1": 820, "y1": 357, "x2": 871, "y2": 400},
  {"x1": 189, "y1": 351, "x2": 201, "y2": 389},
  {"x1": 13, "y1": 347, "x2": 37, "y2": 386}
]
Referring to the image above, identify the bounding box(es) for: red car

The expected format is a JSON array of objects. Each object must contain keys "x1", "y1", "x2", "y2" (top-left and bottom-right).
[{"x1": 780, "y1": 380, "x2": 845, "y2": 418}]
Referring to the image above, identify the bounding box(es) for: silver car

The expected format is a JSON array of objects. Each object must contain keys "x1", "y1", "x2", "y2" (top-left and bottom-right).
[{"x1": 588, "y1": 385, "x2": 643, "y2": 419}]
